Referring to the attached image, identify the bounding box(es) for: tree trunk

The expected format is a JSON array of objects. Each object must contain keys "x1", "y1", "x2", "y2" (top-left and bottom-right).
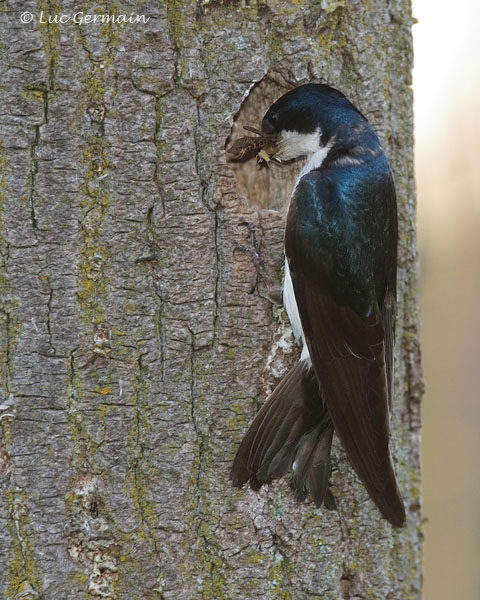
[{"x1": 0, "y1": 1, "x2": 422, "y2": 599}]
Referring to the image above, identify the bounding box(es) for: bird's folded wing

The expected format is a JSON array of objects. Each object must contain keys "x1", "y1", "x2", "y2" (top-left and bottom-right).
[{"x1": 285, "y1": 168, "x2": 404, "y2": 526}]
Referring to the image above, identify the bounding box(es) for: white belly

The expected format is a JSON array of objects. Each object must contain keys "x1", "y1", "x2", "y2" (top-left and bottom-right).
[{"x1": 283, "y1": 258, "x2": 311, "y2": 363}]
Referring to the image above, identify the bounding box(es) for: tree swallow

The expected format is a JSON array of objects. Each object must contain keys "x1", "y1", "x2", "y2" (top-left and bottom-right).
[{"x1": 231, "y1": 84, "x2": 405, "y2": 528}]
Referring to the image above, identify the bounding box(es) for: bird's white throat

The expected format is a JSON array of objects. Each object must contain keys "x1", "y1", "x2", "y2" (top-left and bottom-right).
[
  {"x1": 276, "y1": 128, "x2": 322, "y2": 162},
  {"x1": 299, "y1": 140, "x2": 334, "y2": 177}
]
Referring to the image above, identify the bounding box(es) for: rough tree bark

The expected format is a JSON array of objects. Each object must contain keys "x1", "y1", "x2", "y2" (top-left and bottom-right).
[{"x1": 0, "y1": 1, "x2": 423, "y2": 599}]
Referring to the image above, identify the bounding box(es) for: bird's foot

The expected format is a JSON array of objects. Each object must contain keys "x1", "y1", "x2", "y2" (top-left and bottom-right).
[{"x1": 235, "y1": 222, "x2": 282, "y2": 304}]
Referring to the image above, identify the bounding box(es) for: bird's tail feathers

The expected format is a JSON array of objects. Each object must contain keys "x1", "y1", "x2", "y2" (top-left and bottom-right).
[{"x1": 230, "y1": 361, "x2": 335, "y2": 510}]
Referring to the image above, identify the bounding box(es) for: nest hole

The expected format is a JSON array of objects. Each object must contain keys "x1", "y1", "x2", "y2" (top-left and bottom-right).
[{"x1": 226, "y1": 72, "x2": 304, "y2": 211}]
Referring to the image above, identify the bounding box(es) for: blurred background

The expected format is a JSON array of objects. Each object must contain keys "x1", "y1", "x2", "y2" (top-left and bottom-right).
[{"x1": 413, "y1": 0, "x2": 480, "y2": 598}]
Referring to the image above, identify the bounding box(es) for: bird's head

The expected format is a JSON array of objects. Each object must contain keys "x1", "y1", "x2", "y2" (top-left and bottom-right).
[{"x1": 261, "y1": 84, "x2": 367, "y2": 162}]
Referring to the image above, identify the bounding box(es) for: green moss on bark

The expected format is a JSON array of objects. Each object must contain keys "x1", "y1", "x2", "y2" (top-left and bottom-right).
[{"x1": 5, "y1": 490, "x2": 43, "y2": 600}]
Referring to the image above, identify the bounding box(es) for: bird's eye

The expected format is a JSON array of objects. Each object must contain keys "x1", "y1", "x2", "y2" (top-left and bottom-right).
[
  {"x1": 270, "y1": 112, "x2": 279, "y2": 126},
  {"x1": 261, "y1": 111, "x2": 279, "y2": 135}
]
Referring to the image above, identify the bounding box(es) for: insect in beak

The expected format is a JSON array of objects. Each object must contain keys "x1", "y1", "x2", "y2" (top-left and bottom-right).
[{"x1": 227, "y1": 125, "x2": 281, "y2": 165}]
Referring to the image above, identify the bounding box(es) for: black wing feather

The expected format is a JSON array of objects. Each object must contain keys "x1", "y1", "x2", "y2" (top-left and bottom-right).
[
  {"x1": 285, "y1": 161, "x2": 405, "y2": 527},
  {"x1": 231, "y1": 361, "x2": 335, "y2": 509}
]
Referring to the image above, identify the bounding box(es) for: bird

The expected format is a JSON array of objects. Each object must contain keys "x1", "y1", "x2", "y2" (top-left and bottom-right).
[{"x1": 230, "y1": 83, "x2": 406, "y2": 528}]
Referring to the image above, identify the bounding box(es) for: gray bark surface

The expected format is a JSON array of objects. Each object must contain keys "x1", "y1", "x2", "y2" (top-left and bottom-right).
[{"x1": 0, "y1": 1, "x2": 422, "y2": 599}]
